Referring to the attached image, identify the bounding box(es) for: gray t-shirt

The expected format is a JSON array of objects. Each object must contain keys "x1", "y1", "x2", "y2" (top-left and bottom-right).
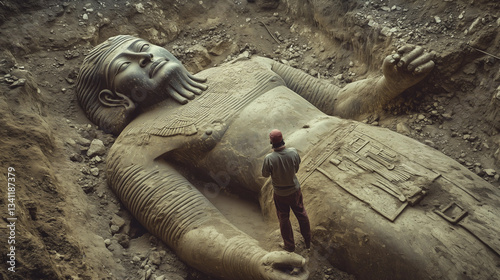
[{"x1": 262, "y1": 147, "x2": 301, "y2": 196}]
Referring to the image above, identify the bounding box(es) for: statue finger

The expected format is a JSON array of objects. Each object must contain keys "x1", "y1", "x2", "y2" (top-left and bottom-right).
[
  {"x1": 397, "y1": 46, "x2": 423, "y2": 67},
  {"x1": 262, "y1": 251, "x2": 306, "y2": 267},
  {"x1": 407, "y1": 52, "x2": 434, "y2": 71},
  {"x1": 189, "y1": 79, "x2": 208, "y2": 91},
  {"x1": 184, "y1": 78, "x2": 207, "y2": 93},
  {"x1": 387, "y1": 53, "x2": 400, "y2": 65},
  {"x1": 397, "y1": 45, "x2": 415, "y2": 55},
  {"x1": 170, "y1": 82, "x2": 196, "y2": 100},
  {"x1": 181, "y1": 80, "x2": 203, "y2": 95},
  {"x1": 265, "y1": 268, "x2": 309, "y2": 280},
  {"x1": 188, "y1": 73, "x2": 207, "y2": 83},
  {"x1": 167, "y1": 88, "x2": 189, "y2": 104},
  {"x1": 414, "y1": 60, "x2": 435, "y2": 75}
]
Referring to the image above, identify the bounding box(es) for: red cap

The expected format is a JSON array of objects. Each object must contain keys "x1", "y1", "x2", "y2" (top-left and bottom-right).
[{"x1": 269, "y1": 129, "x2": 283, "y2": 144}]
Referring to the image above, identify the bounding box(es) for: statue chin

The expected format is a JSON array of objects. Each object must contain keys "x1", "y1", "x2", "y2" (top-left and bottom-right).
[{"x1": 127, "y1": 64, "x2": 192, "y2": 107}]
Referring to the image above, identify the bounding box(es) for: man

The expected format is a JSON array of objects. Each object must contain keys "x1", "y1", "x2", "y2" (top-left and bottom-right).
[
  {"x1": 76, "y1": 35, "x2": 500, "y2": 280},
  {"x1": 262, "y1": 129, "x2": 311, "y2": 253}
]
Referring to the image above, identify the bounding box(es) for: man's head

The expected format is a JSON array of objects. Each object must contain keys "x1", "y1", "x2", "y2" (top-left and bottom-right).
[
  {"x1": 269, "y1": 129, "x2": 285, "y2": 149},
  {"x1": 76, "y1": 35, "x2": 207, "y2": 135}
]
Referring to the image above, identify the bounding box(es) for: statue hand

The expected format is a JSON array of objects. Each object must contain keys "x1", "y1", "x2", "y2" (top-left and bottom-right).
[
  {"x1": 382, "y1": 45, "x2": 435, "y2": 92},
  {"x1": 166, "y1": 71, "x2": 208, "y2": 105},
  {"x1": 258, "y1": 251, "x2": 309, "y2": 280}
]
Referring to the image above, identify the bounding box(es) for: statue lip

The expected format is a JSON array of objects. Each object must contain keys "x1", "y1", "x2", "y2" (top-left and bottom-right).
[{"x1": 149, "y1": 59, "x2": 167, "y2": 78}]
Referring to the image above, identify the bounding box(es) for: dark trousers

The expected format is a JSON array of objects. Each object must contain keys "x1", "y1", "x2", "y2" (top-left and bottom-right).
[{"x1": 273, "y1": 189, "x2": 311, "y2": 251}]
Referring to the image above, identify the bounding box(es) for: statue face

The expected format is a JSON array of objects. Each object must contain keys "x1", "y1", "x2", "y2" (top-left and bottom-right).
[{"x1": 106, "y1": 38, "x2": 188, "y2": 104}]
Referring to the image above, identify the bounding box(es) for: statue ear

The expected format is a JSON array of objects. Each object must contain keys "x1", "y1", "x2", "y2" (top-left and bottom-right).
[
  {"x1": 95, "y1": 89, "x2": 136, "y2": 135},
  {"x1": 98, "y1": 89, "x2": 135, "y2": 110}
]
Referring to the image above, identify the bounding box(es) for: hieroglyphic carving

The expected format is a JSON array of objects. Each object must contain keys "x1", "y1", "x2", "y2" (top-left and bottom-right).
[{"x1": 302, "y1": 131, "x2": 440, "y2": 222}]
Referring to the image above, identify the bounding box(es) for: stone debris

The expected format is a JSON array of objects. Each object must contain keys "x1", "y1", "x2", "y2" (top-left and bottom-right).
[
  {"x1": 87, "y1": 139, "x2": 106, "y2": 157},
  {"x1": 90, "y1": 167, "x2": 99, "y2": 177}
]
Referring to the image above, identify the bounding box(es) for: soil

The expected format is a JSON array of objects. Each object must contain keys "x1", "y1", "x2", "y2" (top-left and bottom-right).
[{"x1": 0, "y1": 0, "x2": 499, "y2": 280}]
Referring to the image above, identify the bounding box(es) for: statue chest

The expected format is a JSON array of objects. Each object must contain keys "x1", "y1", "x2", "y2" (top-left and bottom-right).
[{"x1": 130, "y1": 66, "x2": 284, "y2": 139}]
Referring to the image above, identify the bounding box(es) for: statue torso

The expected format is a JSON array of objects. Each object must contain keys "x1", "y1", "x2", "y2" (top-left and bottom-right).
[{"x1": 118, "y1": 58, "x2": 334, "y2": 194}]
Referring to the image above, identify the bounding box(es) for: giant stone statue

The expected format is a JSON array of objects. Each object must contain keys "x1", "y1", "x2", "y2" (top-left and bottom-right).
[{"x1": 76, "y1": 35, "x2": 500, "y2": 280}]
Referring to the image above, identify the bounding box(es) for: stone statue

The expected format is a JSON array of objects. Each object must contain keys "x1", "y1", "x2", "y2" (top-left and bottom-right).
[{"x1": 76, "y1": 35, "x2": 500, "y2": 280}]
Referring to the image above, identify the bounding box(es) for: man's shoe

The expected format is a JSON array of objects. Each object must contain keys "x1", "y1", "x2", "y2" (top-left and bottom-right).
[{"x1": 279, "y1": 242, "x2": 295, "y2": 252}]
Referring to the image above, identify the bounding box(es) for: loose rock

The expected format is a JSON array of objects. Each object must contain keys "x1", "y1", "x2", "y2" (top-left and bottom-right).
[{"x1": 87, "y1": 139, "x2": 106, "y2": 157}]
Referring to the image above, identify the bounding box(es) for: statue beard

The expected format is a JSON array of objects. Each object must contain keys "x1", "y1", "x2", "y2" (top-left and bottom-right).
[{"x1": 130, "y1": 62, "x2": 207, "y2": 108}]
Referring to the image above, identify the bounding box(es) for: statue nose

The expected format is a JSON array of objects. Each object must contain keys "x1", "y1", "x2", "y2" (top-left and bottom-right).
[{"x1": 139, "y1": 53, "x2": 153, "y2": 67}]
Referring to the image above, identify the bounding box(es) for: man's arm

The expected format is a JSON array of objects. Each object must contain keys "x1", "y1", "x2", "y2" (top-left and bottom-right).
[
  {"x1": 294, "y1": 151, "x2": 301, "y2": 173},
  {"x1": 262, "y1": 156, "x2": 271, "y2": 178}
]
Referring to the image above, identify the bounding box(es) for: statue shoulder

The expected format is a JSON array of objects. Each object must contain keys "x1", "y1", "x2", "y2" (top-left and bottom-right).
[{"x1": 249, "y1": 56, "x2": 274, "y2": 68}]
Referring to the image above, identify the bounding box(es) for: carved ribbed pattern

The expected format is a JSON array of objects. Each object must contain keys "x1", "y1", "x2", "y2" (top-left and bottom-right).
[
  {"x1": 271, "y1": 61, "x2": 340, "y2": 115},
  {"x1": 107, "y1": 155, "x2": 217, "y2": 248}
]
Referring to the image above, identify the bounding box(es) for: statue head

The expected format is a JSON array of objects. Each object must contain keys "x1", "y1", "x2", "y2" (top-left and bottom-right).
[{"x1": 76, "y1": 35, "x2": 207, "y2": 135}]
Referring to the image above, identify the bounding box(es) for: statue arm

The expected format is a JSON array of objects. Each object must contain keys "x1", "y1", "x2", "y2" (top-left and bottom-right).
[
  {"x1": 107, "y1": 140, "x2": 308, "y2": 280},
  {"x1": 334, "y1": 45, "x2": 435, "y2": 119},
  {"x1": 264, "y1": 45, "x2": 434, "y2": 119},
  {"x1": 268, "y1": 59, "x2": 340, "y2": 115}
]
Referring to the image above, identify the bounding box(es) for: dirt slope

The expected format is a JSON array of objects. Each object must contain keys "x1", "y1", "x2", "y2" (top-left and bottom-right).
[{"x1": 0, "y1": 0, "x2": 498, "y2": 279}]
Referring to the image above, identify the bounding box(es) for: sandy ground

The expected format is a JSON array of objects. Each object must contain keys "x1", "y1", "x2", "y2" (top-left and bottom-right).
[{"x1": 0, "y1": 0, "x2": 499, "y2": 279}]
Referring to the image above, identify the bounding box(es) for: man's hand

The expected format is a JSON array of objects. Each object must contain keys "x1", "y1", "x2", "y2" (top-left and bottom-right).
[
  {"x1": 382, "y1": 45, "x2": 435, "y2": 92},
  {"x1": 258, "y1": 251, "x2": 309, "y2": 280}
]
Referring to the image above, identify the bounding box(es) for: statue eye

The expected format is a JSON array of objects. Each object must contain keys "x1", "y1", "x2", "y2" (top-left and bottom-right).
[
  {"x1": 118, "y1": 62, "x2": 130, "y2": 73},
  {"x1": 140, "y1": 44, "x2": 150, "y2": 52}
]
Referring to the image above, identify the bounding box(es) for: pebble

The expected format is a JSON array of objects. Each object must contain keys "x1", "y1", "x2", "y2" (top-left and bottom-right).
[
  {"x1": 396, "y1": 122, "x2": 411, "y2": 134},
  {"x1": 149, "y1": 251, "x2": 162, "y2": 266},
  {"x1": 65, "y1": 137, "x2": 76, "y2": 146},
  {"x1": 76, "y1": 137, "x2": 91, "y2": 146},
  {"x1": 111, "y1": 215, "x2": 126, "y2": 229},
  {"x1": 81, "y1": 166, "x2": 90, "y2": 175},
  {"x1": 90, "y1": 167, "x2": 99, "y2": 177},
  {"x1": 9, "y1": 78, "x2": 26, "y2": 88},
  {"x1": 110, "y1": 225, "x2": 120, "y2": 234},
  {"x1": 135, "y1": 3, "x2": 145, "y2": 13},
  {"x1": 115, "y1": 233, "x2": 130, "y2": 248},
  {"x1": 91, "y1": 156, "x2": 103, "y2": 164},
  {"x1": 484, "y1": 169, "x2": 496, "y2": 176},
  {"x1": 424, "y1": 140, "x2": 435, "y2": 148},
  {"x1": 70, "y1": 153, "x2": 83, "y2": 162},
  {"x1": 441, "y1": 113, "x2": 452, "y2": 119},
  {"x1": 87, "y1": 139, "x2": 106, "y2": 157}
]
